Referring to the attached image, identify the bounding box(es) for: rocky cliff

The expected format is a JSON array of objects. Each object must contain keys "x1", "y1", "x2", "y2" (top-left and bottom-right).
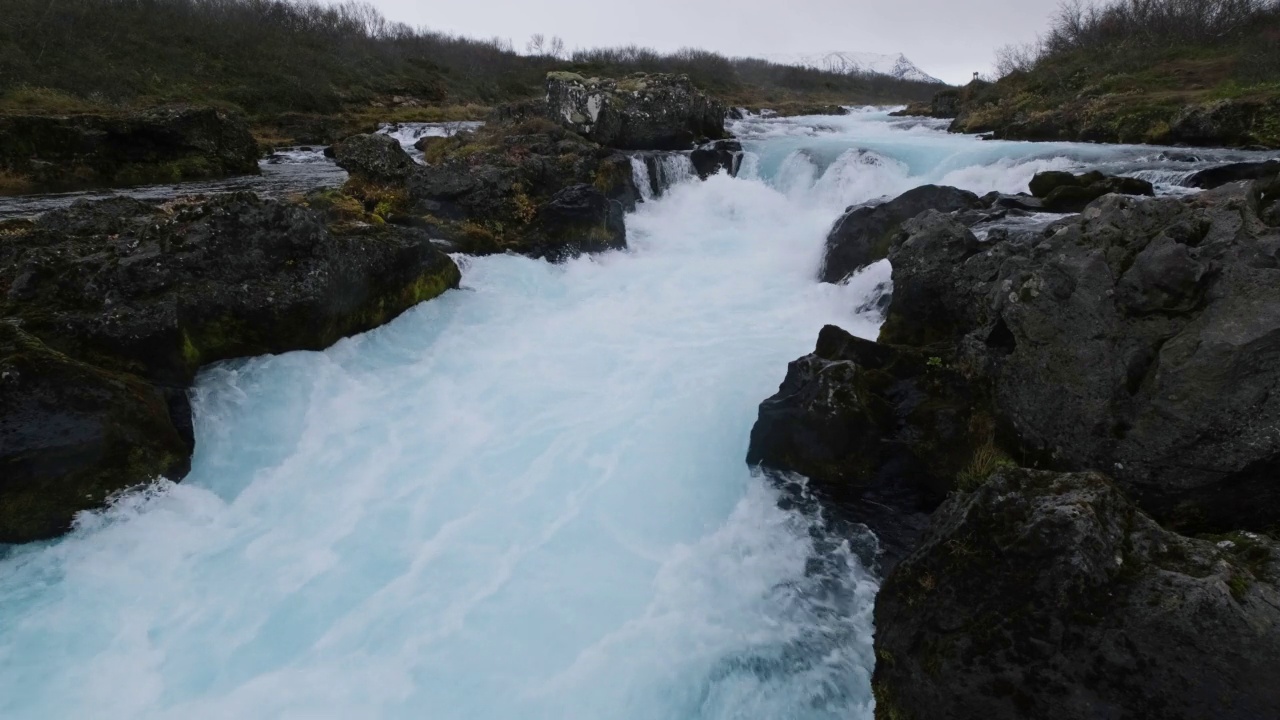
[{"x1": 749, "y1": 171, "x2": 1280, "y2": 717}]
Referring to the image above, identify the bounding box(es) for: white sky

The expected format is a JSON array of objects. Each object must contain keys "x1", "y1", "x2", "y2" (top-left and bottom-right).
[{"x1": 362, "y1": 0, "x2": 1069, "y2": 85}]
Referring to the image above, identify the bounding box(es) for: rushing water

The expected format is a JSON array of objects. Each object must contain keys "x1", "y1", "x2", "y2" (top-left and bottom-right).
[{"x1": 1, "y1": 108, "x2": 1276, "y2": 720}]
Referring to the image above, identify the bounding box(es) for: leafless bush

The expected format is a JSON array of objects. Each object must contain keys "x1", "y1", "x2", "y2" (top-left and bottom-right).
[
  {"x1": 994, "y1": 42, "x2": 1041, "y2": 78},
  {"x1": 1042, "y1": 0, "x2": 1280, "y2": 55}
]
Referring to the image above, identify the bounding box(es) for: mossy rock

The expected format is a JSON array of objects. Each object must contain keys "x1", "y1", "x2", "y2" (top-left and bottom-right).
[{"x1": 0, "y1": 323, "x2": 189, "y2": 543}]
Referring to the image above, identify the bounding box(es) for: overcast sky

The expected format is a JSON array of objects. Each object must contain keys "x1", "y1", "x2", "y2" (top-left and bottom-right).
[{"x1": 362, "y1": 0, "x2": 1069, "y2": 85}]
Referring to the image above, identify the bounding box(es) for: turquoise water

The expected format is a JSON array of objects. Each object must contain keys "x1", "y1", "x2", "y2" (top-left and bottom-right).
[{"x1": 0, "y1": 109, "x2": 1250, "y2": 719}]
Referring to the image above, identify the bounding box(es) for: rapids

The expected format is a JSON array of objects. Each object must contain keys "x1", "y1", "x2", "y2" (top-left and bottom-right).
[{"x1": 0, "y1": 108, "x2": 1272, "y2": 719}]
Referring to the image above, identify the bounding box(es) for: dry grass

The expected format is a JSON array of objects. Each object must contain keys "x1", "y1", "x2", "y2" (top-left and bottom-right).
[
  {"x1": 0, "y1": 86, "x2": 110, "y2": 115},
  {"x1": 0, "y1": 170, "x2": 36, "y2": 195}
]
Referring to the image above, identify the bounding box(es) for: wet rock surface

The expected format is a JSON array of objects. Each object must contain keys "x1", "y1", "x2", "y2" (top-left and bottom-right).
[
  {"x1": 0, "y1": 323, "x2": 190, "y2": 544},
  {"x1": 873, "y1": 468, "x2": 1280, "y2": 720},
  {"x1": 747, "y1": 325, "x2": 989, "y2": 572},
  {"x1": 1027, "y1": 170, "x2": 1154, "y2": 213},
  {"x1": 751, "y1": 175, "x2": 1280, "y2": 718},
  {"x1": 0, "y1": 192, "x2": 460, "y2": 541},
  {"x1": 879, "y1": 183, "x2": 1280, "y2": 533},
  {"x1": 1187, "y1": 158, "x2": 1280, "y2": 189},
  {"x1": 820, "y1": 185, "x2": 981, "y2": 282}
]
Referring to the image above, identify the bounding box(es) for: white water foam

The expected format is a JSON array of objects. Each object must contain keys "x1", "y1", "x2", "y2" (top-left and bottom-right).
[
  {"x1": 629, "y1": 156, "x2": 655, "y2": 202},
  {"x1": 0, "y1": 165, "x2": 886, "y2": 720},
  {"x1": 2, "y1": 108, "x2": 1273, "y2": 720},
  {"x1": 378, "y1": 122, "x2": 486, "y2": 154}
]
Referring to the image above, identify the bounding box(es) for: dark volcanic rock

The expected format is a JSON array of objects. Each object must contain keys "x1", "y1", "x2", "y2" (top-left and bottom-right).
[
  {"x1": 1186, "y1": 159, "x2": 1280, "y2": 189},
  {"x1": 747, "y1": 325, "x2": 990, "y2": 572},
  {"x1": 3, "y1": 192, "x2": 460, "y2": 386},
  {"x1": 544, "y1": 72, "x2": 726, "y2": 150},
  {"x1": 0, "y1": 193, "x2": 461, "y2": 541},
  {"x1": 879, "y1": 183, "x2": 1280, "y2": 533},
  {"x1": 530, "y1": 184, "x2": 627, "y2": 259},
  {"x1": 332, "y1": 133, "x2": 417, "y2": 183},
  {"x1": 341, "y1": 119, "x2": 640, "y2": 259},
  {"x1": 0, "y1": 106, "x2": 260, "y2": 193},
  {"x1": 873, "y1": 468, "x2": 1280, "y2": 720},
  {"x1": 689, "y1": 140, "x2": 743, "y2": 179},
  {"x1": 1028, "y1": 170, "x2": 1154, "y2": 213},
  {"x1": 892, "y1": 88, "x2": 966, "y2": 120},
  {"x1": 820, "y1": 185, "x2": 981, "y2": 282},
  {"x1": 0, "y1": 323, "x2": 190, "y2": 543}
]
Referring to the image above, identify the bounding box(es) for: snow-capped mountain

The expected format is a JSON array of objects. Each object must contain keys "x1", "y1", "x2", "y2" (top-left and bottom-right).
[{"x1": 763, "y1": 51, "x2": 943, "y2": 84}]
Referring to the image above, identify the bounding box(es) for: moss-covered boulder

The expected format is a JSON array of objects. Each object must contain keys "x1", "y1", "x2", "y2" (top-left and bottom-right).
[
  {"x1": 0, "y1": 323, "x2": 189, "y2": 543},
  {"x1": 4, "y1": 192, "x2": 460, "y2": 386},
  {"x1": 0, "y1": 106, "x2": 260, "y2": 194},
  {"x1": 332, "y1": 132, "x2": 417, "y2": 183},
  {"x1": 746, "y1": 325, "x2": 998, "y2": 571},
  {"x1": 544, "y1": 72, "x2": 727, "y2": 150},
  {"x1": 0, "y1": 192, "x2": 460, "y2": 541},
  {"x1": 873, "y1": 468, "x2": 1280, "y2": 720},
  {"x1": 334, "y1": 118, "x2": 638, "y2": 259}
]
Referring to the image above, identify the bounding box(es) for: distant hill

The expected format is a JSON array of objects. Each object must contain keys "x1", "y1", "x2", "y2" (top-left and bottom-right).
[{"x1": 763, "y1": 52, "x2": 943, "y2": 84}]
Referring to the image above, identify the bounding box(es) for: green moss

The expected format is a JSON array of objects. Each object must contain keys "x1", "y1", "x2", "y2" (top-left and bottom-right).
[
  {"x1": 357, "y1": 263, "x2": 460, "y2": 328},
  {"x1": 0, "y1": 325, "x2": 187, "y2": 543},
  {"x1": 873, "y1": 682, "x2": 910, "y2": 720},
  {"x1": 1227, "y1": 573, "x2": 1251, "y2": 601}
]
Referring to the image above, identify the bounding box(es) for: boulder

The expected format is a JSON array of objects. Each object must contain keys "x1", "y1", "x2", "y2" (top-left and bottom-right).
[
  {"x1": 0, "y1": 193, "x2": 461, "y2": 541},
  {"x1": 529, "y1": 184, "x2": 627, "y2": 259},
  {"x1": 1028, "y1": 170, "x2": 1154, "y2": 213},
  {"x1": 878, "y1": 183, "x2": 1280, "y2": 533},
  {"x1": 873, "y1": 468, "x2": 1280, "y2": 720},
  {"x1": 1187, "y1": 159, "x2": 1280, "y2": 189},
  {"x1": 0, "y1": 106, "x2": 259, "y2": 193},
  {"x1": 746, "y1": 325, "x2": 992, "y2": 572},
  {"x1": 4, "y1": 192, "x2": 460, "y2": 386},
  {"x1": 335, "y1": 119, "x2": 643, "y2": 259},
  {"x1": 0, "y1": 323, "x2": 190, "y2": 543},
  {"x1": 332, "y1": 133, "x2": 417, "y2": 183},
  {"x1": 544, "y1": 72, "x2": 726, "y2": 150},
  {"x1": 689, "y1": 140, "x2": 743, "y2": 179},
  {"x1": 891, "y1": 89, "x2": 964, "y2": 120},
  {"x1": 820, "y1": 185, "x2": 981, "y2": 283}
]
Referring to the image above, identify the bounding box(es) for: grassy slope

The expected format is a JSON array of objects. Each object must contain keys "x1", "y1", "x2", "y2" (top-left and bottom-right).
[{"x1": 947, "y1": 21, "x2": 1280, "y2": 147}]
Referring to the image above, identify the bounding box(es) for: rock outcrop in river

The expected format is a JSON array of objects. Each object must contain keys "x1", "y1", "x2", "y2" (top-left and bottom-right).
[
  {"x1": 0, "y1": 106, "x2": 260, "y2": 194},
  {"x1": 0, "y1": 193, "x2": 460, "y2": 542},
  {"x1": 819, "y1": 172, "x2": 1154, "y2": 282},
  {"x1": 332, "y1": 72, "x2": 734, "y2": 259},
  {"x1": 333, "y1": 120, "x2": 633, "y2": 260},
  {"x1": 544, "y1": 72, "x2": 727, "y2": 150},
  {"x1": 749, "y1": 172, "x2": 1280, "y2": 716}
]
